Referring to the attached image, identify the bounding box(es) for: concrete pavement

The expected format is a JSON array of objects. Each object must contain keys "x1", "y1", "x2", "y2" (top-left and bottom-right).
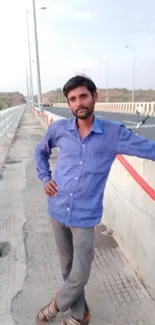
[{"x1": 0, "y1": 108, "x2": 155, "y2": 325}]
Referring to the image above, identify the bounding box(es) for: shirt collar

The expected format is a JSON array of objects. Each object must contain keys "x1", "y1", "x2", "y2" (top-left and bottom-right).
[
  {"x1": 66, "y1": 116, "x2": 104, "y2": 134},
  {"x1": 91, "y1": 117, "x2": 104, "y2": 134}
]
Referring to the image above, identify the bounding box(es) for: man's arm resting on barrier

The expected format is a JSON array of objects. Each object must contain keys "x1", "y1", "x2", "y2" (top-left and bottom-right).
[{"x1": 116, "y1": 124, "x2": 155, "y2": 161}]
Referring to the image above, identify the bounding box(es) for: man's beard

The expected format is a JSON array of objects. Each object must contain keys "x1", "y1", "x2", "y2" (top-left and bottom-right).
[{"x1": 72, "y1": 105, "x2": 94, "y2": 120}]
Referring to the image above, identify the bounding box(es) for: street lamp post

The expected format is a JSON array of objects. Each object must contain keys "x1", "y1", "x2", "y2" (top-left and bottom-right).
[
  {"x1": 125, "y1": 46, "x2": 135, "y2": 103},
  {"x1": 32, "y1": 0, "x2": 44, "y2": 111},
  {"x1": 26, "y1": 6, "x2": 46, "y2": 108},
  {"x1": 25, "y1": 63, "x2": 29, "y2": 105},
  {"x1": 26, "y1": 10, "x2": 34, "y2": 106},
  {"x1": 105, "y1": 62, "x2": 109, "y2": 103}
]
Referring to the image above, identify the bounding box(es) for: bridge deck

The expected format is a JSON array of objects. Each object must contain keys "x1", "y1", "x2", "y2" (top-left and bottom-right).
[{"x1": 0, "y1": 109, "x2": 155, "y2": 325}]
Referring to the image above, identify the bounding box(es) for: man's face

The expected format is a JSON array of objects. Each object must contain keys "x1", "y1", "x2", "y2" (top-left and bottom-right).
[{"x1": 67, "y1": 86, "x2": 98, "y2": 120}]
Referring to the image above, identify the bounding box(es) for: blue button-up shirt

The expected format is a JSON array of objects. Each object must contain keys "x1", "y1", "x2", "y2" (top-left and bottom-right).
[{"x1": 34, "y1": 116, "x2": 155, "y2": 228}]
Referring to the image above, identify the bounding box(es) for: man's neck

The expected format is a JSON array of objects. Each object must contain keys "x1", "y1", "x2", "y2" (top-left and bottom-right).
[
  {"x1": 77, "y1": 114, "x2": 94, "y2": 131},
  {"x1": 76, "y1": 114, "x2": 94, "y2": 139}
]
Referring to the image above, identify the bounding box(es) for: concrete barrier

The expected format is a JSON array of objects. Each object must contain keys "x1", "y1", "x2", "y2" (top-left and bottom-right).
[
  {"x1": 54, "y1": 102, "x2": 155, "y2": 116},
  {"x1": 31, "y1": 106, "x2": 65, "y2": 131},
  {"x1": 0, "y1": 104, "x2": 26, "y2": 170},
  {"x1": 0, "y1": 105, "x2": 25, "y2": 144},
  {"x1": 32, "y1": 106, "x2": 155, "y2": 297},
  {"x1": 103, "y1": 156, "x2": 155, "y2": 298}
]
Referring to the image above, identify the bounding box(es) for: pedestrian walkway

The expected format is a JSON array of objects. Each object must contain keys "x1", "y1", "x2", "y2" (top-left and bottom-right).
[{"x1": 0, "y1": 108, "x2": 155, "y2": 325}]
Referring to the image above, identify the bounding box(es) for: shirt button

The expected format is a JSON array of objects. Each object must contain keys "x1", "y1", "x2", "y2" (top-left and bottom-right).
[
  {"x1": 75, "y1": 177, "x2": 78, "y2": 180},
  {"x1": 67, "y1": 207, "x2": 70, "y2": 211},
  {"x1": 82, "y1": 144, "x2": 85, "y2": 147},
  {"x1": 79, "y1": 161, "x2": 82, "y2": 164},
  {"x1": 70, "y1": 193, "x2": 73, "y2": 196}
]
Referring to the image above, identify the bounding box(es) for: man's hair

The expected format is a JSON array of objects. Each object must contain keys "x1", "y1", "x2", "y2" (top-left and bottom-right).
[{"x1": 63, "y1": 75, "x2": 97, "y2": 98}]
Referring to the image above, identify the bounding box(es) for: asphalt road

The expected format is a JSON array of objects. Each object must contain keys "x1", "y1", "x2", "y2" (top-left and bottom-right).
[{"x1": 44, "y1": 106, "x2": 155, "y2": 141}]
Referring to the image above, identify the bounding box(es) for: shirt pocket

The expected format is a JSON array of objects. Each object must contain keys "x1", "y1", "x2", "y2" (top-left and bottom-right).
[
  {"x1": 85, "y1": 150, "x2": 105, "y2": 174},
  {"x1": 60, "y1": 139, "x2": 81, "y2": 158},
  {"x1": 85, "y1": 147, "x2": 115, "y2": 175}
]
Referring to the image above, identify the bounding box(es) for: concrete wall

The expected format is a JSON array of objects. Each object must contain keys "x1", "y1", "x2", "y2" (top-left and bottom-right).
[
  {"x1": 54, "y1": 102, "x2": 155, "y2": 116},
  {"x1": 103, "y1": 156, "x2": 155, "y2": 298},
  {"x1": 32, "y1": 106, "x2": 155, "y2": 298},
  {"x1": 0, "y1": 104, "x2": 26, "y2": 171}
]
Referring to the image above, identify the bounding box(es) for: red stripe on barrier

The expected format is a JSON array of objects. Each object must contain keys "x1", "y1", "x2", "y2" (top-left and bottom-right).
[{"x1": 117, "y1": 155, "x2": 155, "y2": 201}]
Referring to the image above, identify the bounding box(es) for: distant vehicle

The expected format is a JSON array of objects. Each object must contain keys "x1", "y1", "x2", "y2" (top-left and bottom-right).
[{"x1": 42, "y1": 97, "x2": 53, "y2": 107}]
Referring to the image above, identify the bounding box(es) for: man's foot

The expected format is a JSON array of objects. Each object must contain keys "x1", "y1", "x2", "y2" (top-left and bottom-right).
[
  {"x1": 36, "y1": 298, "x2": 59, "y2": 324},
  {"x1": 84, "y1": 300, "x2": 89, "y2": 313},
  {"x1": 62, "y1": 309, "x2": 90, "y2": 325}
]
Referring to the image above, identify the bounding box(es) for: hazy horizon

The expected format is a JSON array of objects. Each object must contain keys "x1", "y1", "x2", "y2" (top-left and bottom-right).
[{"x1": 0, "y1": 0, "x2": 155, "y2": 95}]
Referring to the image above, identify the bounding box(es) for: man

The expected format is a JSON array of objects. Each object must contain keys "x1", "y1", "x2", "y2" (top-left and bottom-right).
[{"x1": 34, "y1": 75, "x2": 155, "y2": 325}]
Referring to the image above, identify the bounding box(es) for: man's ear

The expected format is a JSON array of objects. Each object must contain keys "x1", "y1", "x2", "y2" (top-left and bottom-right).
[
  {"x1": 67, "y1": 98, "x2": 71, "y2": 108},
  {"x1": 93, "y1": 91, "x2": 98, "y2": 103}
]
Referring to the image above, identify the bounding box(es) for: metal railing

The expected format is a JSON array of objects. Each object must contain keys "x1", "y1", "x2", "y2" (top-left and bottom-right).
[{"x1": 0, "y1": 104, "x2": 26, "y2": 144}]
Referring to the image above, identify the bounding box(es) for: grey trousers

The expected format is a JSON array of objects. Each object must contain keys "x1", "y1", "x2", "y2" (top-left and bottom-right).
[{"x1": 51, "y1": 217, "x2": 94, "y2": 320}]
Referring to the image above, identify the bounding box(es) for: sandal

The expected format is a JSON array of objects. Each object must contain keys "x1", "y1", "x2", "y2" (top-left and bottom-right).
[
  {"x1": 84, "y1": 301, "x2": 89, "y2": 313},
  {"x1": 61, "y1": 314, "x2": 90, "y2": 325},
  {"x1": 36, "y1": 299, "x2": 59, "y2": 324},
  {"x1": 62, "y1": 308, "x2": 90, "y2": 325}
]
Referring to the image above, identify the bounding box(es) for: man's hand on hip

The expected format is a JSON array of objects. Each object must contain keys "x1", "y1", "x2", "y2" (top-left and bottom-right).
[{"x1": 44, "y1": 180, "x2": 58, "y2": 196}]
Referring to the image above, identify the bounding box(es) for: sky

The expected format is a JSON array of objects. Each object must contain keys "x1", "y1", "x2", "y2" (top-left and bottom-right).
[{"x1": 0, "y1": 0, "x2": 155, "y2": 95}]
